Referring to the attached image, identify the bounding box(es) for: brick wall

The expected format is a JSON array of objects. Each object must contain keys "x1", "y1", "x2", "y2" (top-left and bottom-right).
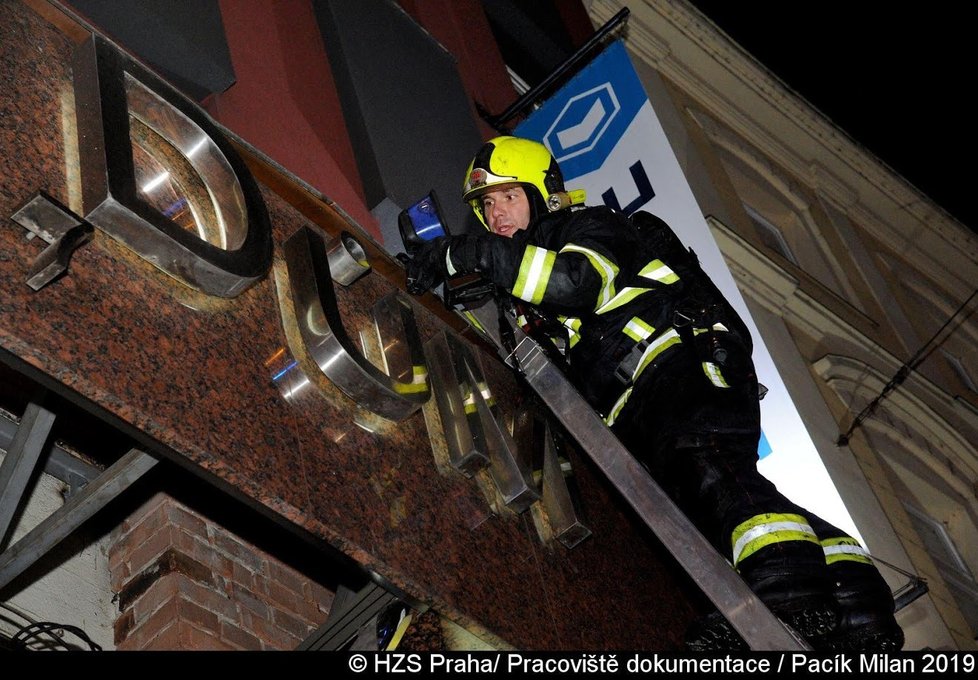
[{"x1": 109, "y1": 492, "x2": 334, "y2": 650}]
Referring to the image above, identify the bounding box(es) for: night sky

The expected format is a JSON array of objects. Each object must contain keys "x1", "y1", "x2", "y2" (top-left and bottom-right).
[{"x1": 686, "y1": 3, "x2": 976, "y2": 234}]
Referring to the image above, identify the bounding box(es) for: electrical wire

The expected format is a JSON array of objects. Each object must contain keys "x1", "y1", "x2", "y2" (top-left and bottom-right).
[
  {"x1": 11, "y1": 620, "x2": 102, "y2": 651},
  {"x1": 3, "y1": 602, "x2": 102, "y2": 651},
  {"x1": 867, "y1": 553, "x2": 930, "y2": 613},
  {"x1": 837, "y1": 287, "x2": 978, "y2": 446}
]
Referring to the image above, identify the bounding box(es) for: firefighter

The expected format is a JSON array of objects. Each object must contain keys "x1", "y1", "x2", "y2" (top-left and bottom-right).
[{"x1": 404, "y1": 136, "x2": 902, "y2": 652}]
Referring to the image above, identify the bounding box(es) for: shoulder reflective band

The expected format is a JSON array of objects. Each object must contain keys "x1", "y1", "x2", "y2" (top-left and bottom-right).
[
  {"x1": 604, "y1": 329, "x2": 680, "y2": 426},
  {"x1": 821, "y1": 537, "x2": 873, "y2": 565},
  {"x1": 603, "y1": 386, "x2": 633, "y2": 427},
  {"x1": 732, "y1": 513, "x2": 819, "y2": 567},
  {"x1": 606, "y1": 323, "x2": 733, "y2": 425},
  {"x1": 638, "y1": 259, "x2": 679, "y2": 284},
  {"x1": 631, "y1": 329, "x2": 681, "y2": 382},
  {"x1": 560, "y1": 243, "x2": 618, "y2": 309},
  {"x1": 558, "y1": 315, "x2": 582, "y2": 333},
  {"x1": 513, "y1": 245, "x2": 556, "y2": 304}
]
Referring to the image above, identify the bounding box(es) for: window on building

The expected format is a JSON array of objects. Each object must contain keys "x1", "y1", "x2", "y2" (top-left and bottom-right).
[
  {"x1": 890, "y1": 270, "x2": 978, "y2": 393},
  {"x1": 716, "y1": 147, "x2": 853, "y2": 301},
  {"x1": 904, "y1": 503, "x2": 978, "y2": 638},
  {"x1": 744, "y1": 203, "x2": 797, "y2": 265}
]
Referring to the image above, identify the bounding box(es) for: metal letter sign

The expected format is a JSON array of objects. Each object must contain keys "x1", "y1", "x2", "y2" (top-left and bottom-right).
[
  {"x1": 281, "y1": 226, "x2": 429, "y2": 422},
  {"x1": 72, "y1": 35, "x2": 272, "y2": 297},
  {"x1": 9, "y1": 192, "x2": 94, "y2": 290},
  {"x1": 423, "y1": 332, "x2": 491, "y2": 476},
  {"x1": 424, "y1": 331, "x2": 591, "y2": 542},
  {"x1": 424, "y1": 332, "x2": 538, "y2": 512},
  {"x1": 512, "y1": 405, "x2": 591, "y2": 549}
]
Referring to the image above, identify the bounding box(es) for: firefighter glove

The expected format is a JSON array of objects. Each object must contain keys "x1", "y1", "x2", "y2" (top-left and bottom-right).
[{"x1": 405, "y1": 237, "x2": 451, "y2": 295}]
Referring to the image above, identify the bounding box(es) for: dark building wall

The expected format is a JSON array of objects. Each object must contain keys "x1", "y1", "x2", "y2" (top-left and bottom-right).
[
  {"x1": 59, "y1": 0, "x2": 599, "y2": 246},
  {"x1": 310, "y1": 0, "x2": 485, "y2": 247},
  {"x1": 203, "y1": 0, "x2": 377, "y2": 239},
  {"x1": 397, "y1": 0, "x2": 518, "y2": 140},
  {"x1": 68, "y1": 0, "x2": 235, "y2": 101}
]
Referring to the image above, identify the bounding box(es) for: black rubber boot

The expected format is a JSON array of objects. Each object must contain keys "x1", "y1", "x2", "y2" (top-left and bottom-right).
[
  {"x1": 685, "y1": 535, "x2": 840, "y2": 651},
  {"x1": 818, "y1": 561, "x2": 904, "y2": 652},
  {"x1": 684, "y1": 565, "x2": 837, "y2": 651},
  {"x1": 684, "y1": 596, "x2": 837, "y2": 651},
  {"x1": 745, "y1": 566, "x2": 838, "y2": 644}
]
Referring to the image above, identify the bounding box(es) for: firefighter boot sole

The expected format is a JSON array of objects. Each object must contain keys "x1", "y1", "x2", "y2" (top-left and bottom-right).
[
  {"x1": 817, "y1": 615, "x2": 904, "y2": 652},
  {"x1": 684, "y1": 599, "x2": 837, "y2": 652}
]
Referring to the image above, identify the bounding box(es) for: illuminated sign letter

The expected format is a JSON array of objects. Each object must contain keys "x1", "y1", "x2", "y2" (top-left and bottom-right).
[
  {"x1": 281, "y1": 226, "x2": 429, "y2": 422},
  {"x1": 72, "y1": 35, "x2": 272, "y2": 297}
]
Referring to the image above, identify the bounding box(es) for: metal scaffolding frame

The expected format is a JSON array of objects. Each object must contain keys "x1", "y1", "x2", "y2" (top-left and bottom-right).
[{"x1": 0, "y1": 400, "x2": 159, "y2": 593}]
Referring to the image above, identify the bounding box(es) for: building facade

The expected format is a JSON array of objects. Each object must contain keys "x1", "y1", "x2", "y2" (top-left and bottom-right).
[{"x1": 587, "y1": 0, "x2": 978, "y2": 650}]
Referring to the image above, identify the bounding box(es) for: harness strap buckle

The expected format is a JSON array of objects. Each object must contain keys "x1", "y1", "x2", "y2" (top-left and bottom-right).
[{"x1": 614, "y1": 338, "x2": 649, "y2": 386}]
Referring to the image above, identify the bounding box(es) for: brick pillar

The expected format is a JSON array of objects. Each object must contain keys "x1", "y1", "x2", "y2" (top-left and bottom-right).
[{"x1": 109, "y1": 492, "x2": 333, "y2": 650}]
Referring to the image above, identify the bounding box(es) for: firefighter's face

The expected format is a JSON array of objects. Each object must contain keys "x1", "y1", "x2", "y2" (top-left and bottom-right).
[{"x1": 481, "y1": 184, "x2": 531, "y2": 238}]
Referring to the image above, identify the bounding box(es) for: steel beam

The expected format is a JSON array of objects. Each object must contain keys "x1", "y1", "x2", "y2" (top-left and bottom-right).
[
  {"x1": 0, "y1": 402, "x2": 56, "y2": 548},
  {"x1": 0, "y1": 413, "x2": 103, "y2": 499},
  {"x1": 0, "y1": 448, "x2": 158, "y2": 592}
]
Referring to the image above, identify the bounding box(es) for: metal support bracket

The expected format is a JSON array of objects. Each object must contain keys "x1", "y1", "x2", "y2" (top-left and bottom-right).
[
  {"x1": 482, "y1": 8, "x2": 630, "y2": 132},
  {"x1": 9, "y1": 191, "x2": 94, "y2": 290}
]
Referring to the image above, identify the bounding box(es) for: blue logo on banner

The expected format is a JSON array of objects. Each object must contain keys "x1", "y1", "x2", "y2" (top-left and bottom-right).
[
  {"x1": 542, "y1": 84, "x2": 620, "y2": 165},
  {"x1": 515, "y1": 41, "x2": 646, "y2": 179}
]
